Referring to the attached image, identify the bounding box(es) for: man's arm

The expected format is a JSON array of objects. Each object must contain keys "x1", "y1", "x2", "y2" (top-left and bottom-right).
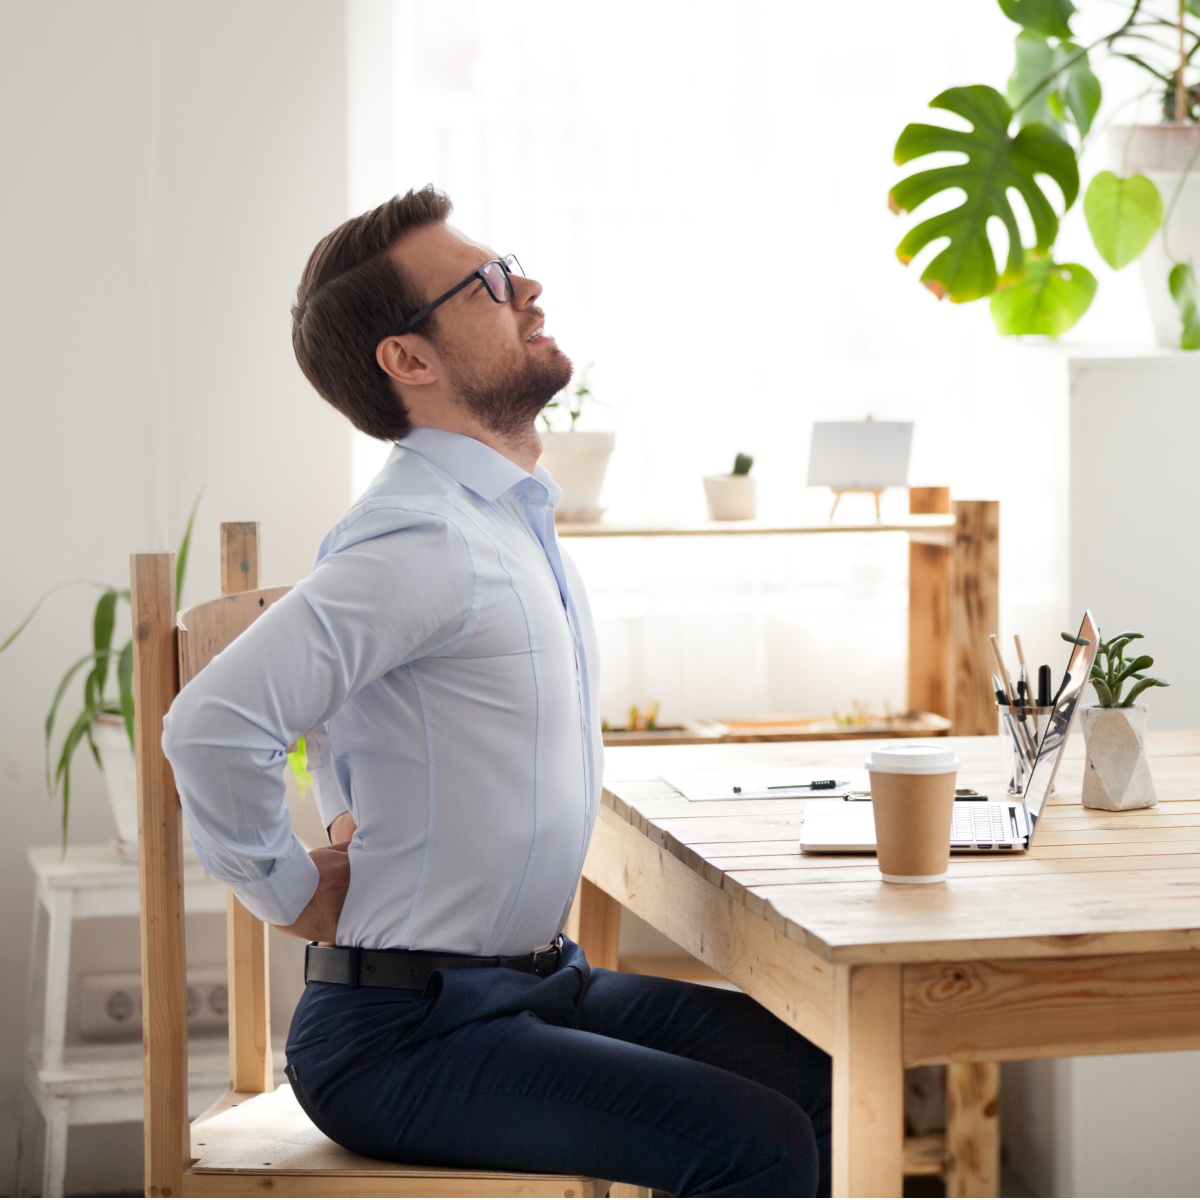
[{"x1": 163, "y1": 512, "x2": 474, "y2": 931}]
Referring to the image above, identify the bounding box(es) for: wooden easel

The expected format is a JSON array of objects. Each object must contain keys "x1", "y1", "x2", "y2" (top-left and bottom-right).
[{"x1": 828, "y1": 488, "x2": 884, "y2": 521}]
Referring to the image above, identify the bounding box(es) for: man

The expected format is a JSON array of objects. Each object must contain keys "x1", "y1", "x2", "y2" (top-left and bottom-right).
[{"x1": 163, "y1": 185, "x2": 831, "y2": 1196}]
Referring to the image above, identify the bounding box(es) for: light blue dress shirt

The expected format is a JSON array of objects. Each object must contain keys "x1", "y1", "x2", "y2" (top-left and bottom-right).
[{"x1": 162, "y1": 428, "x2": 602, "y2": 955}]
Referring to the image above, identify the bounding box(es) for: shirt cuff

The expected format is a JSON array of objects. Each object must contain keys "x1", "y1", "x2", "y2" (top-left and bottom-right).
[{"x1": 227, "y1": 834, "x2": 320, "y2": 927}]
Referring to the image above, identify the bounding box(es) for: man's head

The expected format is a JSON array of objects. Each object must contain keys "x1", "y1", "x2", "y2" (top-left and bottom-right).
[{"x1": 292, "y1": 186, "x2": 571, "y2": 442}]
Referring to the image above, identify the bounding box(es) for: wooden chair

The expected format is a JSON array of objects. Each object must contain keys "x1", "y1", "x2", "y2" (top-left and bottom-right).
[{"x1": 132, "y1": 522, "x2": 644, "y2": 1198}]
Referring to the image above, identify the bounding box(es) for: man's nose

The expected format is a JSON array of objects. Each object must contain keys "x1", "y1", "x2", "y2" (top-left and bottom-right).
[{"x1": 511, "y1": 272, "x2": 542, "y2": 307}]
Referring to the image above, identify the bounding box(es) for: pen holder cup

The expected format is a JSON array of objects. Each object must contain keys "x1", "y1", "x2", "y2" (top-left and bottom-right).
[{"x1": 997, "y1": 703, "x2": 1052, "y2": 796}]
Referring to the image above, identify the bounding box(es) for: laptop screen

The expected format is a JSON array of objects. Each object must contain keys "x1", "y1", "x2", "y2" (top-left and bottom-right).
[{"x1": 1023, "y1": 610, "x2": 1099, "y2": 828}]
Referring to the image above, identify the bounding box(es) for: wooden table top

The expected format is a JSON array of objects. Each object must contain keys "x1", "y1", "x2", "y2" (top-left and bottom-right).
[{"x1": 599, "y1": 730, "x2": 1200, "y2": 966}]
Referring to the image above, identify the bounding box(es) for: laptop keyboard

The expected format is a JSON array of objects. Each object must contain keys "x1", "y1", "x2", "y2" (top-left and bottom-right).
[{"x1": 951, "y1": 803, "x2": 1014, "y2": 847}]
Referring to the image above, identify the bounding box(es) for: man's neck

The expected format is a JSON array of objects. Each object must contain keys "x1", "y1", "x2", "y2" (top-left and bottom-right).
[{"x1": 411, "y1": 415, "x2": 540, "y2": 474}]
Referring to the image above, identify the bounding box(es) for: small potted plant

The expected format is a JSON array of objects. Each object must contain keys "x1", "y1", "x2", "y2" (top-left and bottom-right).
[
  {"x1": 704, "y1": 452, "x2": 756, "y2": 521},
  {"x1": 538, "y1": 364, "x2": 614, "y2": 523},
  {"x1": 1, "y1": 500, "x2": 200, "y2": 849},
  {"x1": 1063, "y1": 627, "x2": 1168, "y2": 810},
  {"x1": 891, "y1": 0, "x2": 1200, "y2": 348}
]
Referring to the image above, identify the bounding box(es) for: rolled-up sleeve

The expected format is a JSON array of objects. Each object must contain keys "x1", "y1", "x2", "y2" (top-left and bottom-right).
[{"x1": 162, "y1": 508, "x2": 475, "y2": 926}]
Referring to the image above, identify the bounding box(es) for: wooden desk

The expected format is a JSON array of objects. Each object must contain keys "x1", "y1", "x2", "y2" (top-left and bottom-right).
[{"x1": 575, "y1": 731, "x2": 1200, "y2": 1197}]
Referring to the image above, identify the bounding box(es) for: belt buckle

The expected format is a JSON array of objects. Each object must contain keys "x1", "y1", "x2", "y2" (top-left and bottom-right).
[{"x1": 531, "y1": 934, "x2": 563, "y2": 977}]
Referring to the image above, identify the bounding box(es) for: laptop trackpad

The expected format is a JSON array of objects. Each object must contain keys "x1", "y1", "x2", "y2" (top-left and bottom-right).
[{"x1": 800, "y1": 800, "x2": 878, "y2": 853}]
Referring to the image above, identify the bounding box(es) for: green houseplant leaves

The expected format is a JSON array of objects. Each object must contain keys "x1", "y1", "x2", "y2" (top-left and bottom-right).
[
  {"x1": 1169, "y1": 262, "x2": 1200, "y2": 349},
  {"x1": 891, "y1": 0, "x2": 1200, "y2": 345},
  {"x1": 1083, "y1": 171, "x2": 1163, "y2": 269},
  {"x1": 890, "y1": 86, "x2": 1079, "y2": 303},
  {"x1": 990, "y1": 253, "x2": 1097, "y2": 336}
]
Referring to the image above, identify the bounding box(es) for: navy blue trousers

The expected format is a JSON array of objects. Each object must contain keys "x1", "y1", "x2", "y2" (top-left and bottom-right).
[{"x1": 285, "y1": 939, "x2": 831, "y2": 1196}]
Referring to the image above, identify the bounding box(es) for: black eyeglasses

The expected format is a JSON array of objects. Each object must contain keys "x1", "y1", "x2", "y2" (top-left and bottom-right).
[{"x1": 395, "y1": 254, "x2": 524, "y2": 334}]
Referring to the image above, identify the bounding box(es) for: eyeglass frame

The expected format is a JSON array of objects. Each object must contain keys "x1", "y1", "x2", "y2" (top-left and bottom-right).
[{"x1": 393, "y1": 253, "x2": 524, "y2": 335}]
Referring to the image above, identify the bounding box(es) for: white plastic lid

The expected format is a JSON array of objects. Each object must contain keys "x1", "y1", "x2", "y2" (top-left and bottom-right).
[{"x1": 865, "y1": 741, "x2": 960, "y2": 775}]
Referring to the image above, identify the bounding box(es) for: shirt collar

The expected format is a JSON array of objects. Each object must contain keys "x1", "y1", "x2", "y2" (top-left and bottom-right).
[{"x1": 399, "y1": 427, "x2": 561, "y2": 506}]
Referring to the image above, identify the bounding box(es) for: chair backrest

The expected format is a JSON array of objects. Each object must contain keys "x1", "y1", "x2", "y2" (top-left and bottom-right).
[{"x1": 132, "y1": 521, "x2": 289, "y2": 1198}]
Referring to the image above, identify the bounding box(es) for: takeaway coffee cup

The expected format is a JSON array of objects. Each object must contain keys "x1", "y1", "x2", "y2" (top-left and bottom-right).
[{"x1": 865, "y1": 742, "x2": 961, "y2": 884}]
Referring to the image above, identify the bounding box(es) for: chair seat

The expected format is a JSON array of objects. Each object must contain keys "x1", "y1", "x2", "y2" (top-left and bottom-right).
[{"x1": 187, "y1": 1085, "x2": 610, "y2": 1197}]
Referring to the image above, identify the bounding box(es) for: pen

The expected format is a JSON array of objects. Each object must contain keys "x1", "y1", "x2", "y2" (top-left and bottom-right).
[
  {"x1": 989, "y1": 634, "x2": 1018, "y2": 704},
  {"x1": 1014, "y1": 634, "x2": 1029, "y2": 678},
  {"x1": 991, "y1": 671, "x2": 1009, "y2": 705},
  {"x1": 1038, "y1": 664, "x2": 1052, "y2": 707},
  {"x1": 766, "y1": 779, "x2": 842, "y2": 791}
]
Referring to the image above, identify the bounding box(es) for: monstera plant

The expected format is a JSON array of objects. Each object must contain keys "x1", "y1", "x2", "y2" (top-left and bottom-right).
[{"x1": 891, "y1": 0, "x2": 1200, "y2": 346}]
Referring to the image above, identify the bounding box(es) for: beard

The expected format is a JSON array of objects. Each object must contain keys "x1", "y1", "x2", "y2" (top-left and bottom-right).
[{"x1": 447, "y1": 342, "x2": 574, "y2": 438}]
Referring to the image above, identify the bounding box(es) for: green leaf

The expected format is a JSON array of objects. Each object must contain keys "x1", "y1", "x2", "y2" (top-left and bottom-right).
[
  {"x1": 1084, "y1": 171, "x2": 1163, "y2": 269},
  {"x1": 1091, "y1": 676, "x2": 1114, "y2": 706},
  {"x1": 90, "y1": 589, "x2": 118, "y2": 702},
  {"x1": 117, "y1": 641, "x2": 135, "y2": 749},
  {"x1": 1123, "y1": 676, "x2": 1169, "y2": 706},
  {"x1": 999, "y1": 0, "x2": 1075, "y2": 40},
  {"x1": 1169, "y1": 262, "x2": 1200, "y2": 350},
  {"x1": 1008, "y1": 32, "x2": 1062, "y2": 131},
  {"x1": 287, "y1": 735, "x2": 313, "y2": 798},
  {"x1": 176, "y1": 492, "x2": 202, "y2": 607},
  {"x1": 892, "y1": 86, "x2": 1079, "y2": 303},
  {"x1": 1059, "y1": 42, "x2": 1101, "y2": 136},
  {"x1": 44, "y1": 650, "x2": 110, "y2": 791},
  {"x1": 53, "y1": 701, "x2": 105, "y2": 848},
  {"x1": 1187, "y1": 0, "x2": 1200, "y2": 18},
  {"x1": 990, "y1": 254, "x2": 1097, "y2": 337}
]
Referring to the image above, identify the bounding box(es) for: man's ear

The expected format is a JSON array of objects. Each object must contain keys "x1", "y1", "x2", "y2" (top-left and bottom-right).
[{"x1": 376, "y1": 335, "x2": 439, "y2": 387}]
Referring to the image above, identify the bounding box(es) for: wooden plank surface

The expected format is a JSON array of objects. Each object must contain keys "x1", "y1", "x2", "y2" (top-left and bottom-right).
[
  {"x1": 189, "y1": 1088, "x2": 611, "y2": 1196},
  {"x1": 218, "y1": 523, "x2": 274, "y2": 1097},
  {"x1": 132, "y1": 552, "x2": 189, "y2": 1199},
  {"x1": 903, "y1": 951, "x2": 1200, "y2": 1064},
  {"x1": 944, "y1": 1062, "x2": 1000, "y2": 1197},
  {"x1": 598, "y1": 733, "x2": 1200, "y2": 963},
  {"x1": 557, "y1": 515, "x2": 955, "y2": 540},
  {"x1": 951, "y1": 501, "x2": 999, "y2": 737},
  {"x1": 907, "y1": 487, "x2": 952, "y2": 724},
  {"x1": 832, "y1": 963, "x2": 903, "y2": 1197}
]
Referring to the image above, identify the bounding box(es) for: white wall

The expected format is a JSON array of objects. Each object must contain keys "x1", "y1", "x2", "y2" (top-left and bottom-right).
[{"x1": 0, "y1": 2, "x2": 352, "y2": 1192}]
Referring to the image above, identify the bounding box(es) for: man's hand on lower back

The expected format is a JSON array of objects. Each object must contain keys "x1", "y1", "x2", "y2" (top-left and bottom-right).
[{"x1": 272, "y1": 843, "x2": 351, "y2": 944}]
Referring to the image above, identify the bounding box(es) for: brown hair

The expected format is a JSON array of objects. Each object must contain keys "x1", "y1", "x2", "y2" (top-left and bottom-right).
[{"x1": 291, "y1": 185, "x2": 453, "y2": 440}]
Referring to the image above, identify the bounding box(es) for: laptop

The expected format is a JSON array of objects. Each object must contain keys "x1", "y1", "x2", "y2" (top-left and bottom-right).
[{"x1": 800, "y1": 610, "x2": 1099, "y2": 855}]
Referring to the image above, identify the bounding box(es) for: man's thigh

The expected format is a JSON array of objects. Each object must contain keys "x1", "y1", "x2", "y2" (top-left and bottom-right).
[
  {"x1": 292, "y1": 999, "x2": 819, "y2": 1197},
  {"x1": 578, "y1": 969, "x2": 832, "y2": 1193}
]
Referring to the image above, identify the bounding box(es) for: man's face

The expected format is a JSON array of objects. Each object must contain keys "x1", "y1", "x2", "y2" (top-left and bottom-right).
[{"x1": 390, "y1": 222, "x2": 573, "y2": 435}]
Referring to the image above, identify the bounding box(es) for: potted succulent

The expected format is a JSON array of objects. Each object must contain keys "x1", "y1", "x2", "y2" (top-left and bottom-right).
[
  {"x1": 1, "y1": 500, "x2": 199, "y2": 849},
  {"x1": 704, "y1": 452, "x2": 757, "y2": 521},
  {"x1": 891, "y1": 0, "x2": 1200, "y2": 348},
  {"x1": 538, "y1": 364, "x2": 614, "y2": 522},
  {"x1": 1063, "y1": 627, "x2": 1168, "y2": 809}
]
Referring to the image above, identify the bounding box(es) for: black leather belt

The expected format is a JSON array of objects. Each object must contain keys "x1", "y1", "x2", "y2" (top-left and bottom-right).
[{"x1": 304, "y1": 935, "x2": 564, "y2": 990}]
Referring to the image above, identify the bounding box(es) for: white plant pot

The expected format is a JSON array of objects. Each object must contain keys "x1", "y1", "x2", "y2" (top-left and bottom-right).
[
  {"x1": 703, "y1": 474, "x2": 757, "y2": 521},
  {"x1": 93, "y1": 713, "x2": 141, "y2": 853},
  {"x1": 1110, "y1": 124, "x2": 1200, "y2": 349},
  {"x1": 94, "y1": 713, "x2": 198, "y2": 857},
  {"x1": 1079, "y1": 704, "x2": 1158, "y2": 811},
  {"x1": 538, "y1": 431, "x2": 615, "y2": 522}
]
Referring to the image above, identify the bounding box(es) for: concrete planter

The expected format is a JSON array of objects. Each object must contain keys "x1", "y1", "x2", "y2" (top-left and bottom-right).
[
  {"x1": 1079, "y1": 704, "x2": 1157, "y2": 810},
  {"x1": 703, "y1": 474, "x2": 756, "y2": 521}
]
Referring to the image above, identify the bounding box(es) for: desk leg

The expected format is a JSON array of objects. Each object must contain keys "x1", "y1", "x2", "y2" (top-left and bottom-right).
[
  {"x1": 945, "y1": 1061, "x2": 1000, "y2": 1197},
  {"x1": 832, "y1": 964, "x2": 903, "y2": 1198},
  {"x1": 576, "y1": 877, "x2": 621, "y2": 971}
]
